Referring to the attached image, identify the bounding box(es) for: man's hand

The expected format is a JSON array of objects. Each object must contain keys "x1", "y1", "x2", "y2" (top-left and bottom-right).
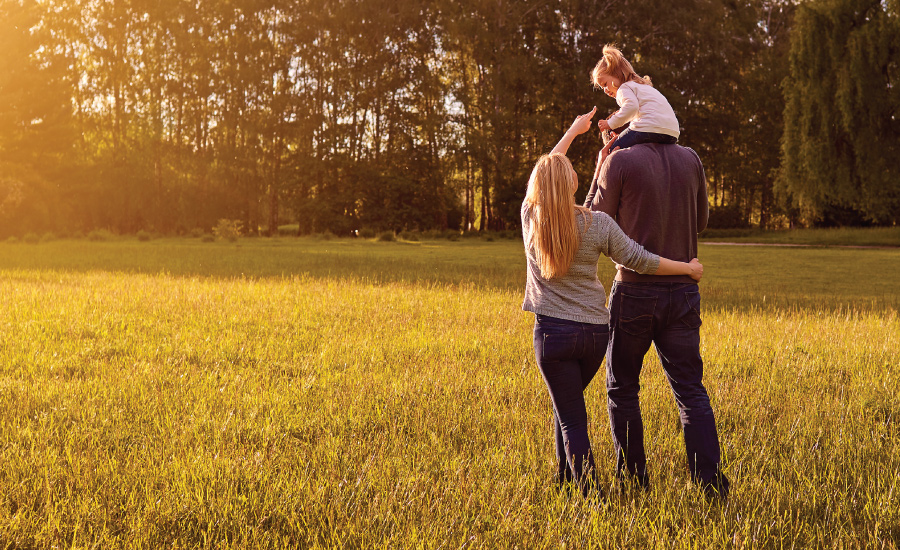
[
  {"x1": 688, "y1": 258, "x2": 704, "y2": 281},
  {"x1": 590, "y1": 132, "x2": 620, "y2": 183},
  {"x1": 598, "y1": 132, "x2": 619, "y2": 163}
]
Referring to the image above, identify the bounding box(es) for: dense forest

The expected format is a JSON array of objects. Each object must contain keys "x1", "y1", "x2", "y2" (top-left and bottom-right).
[{"x1": 0, "y1": 0, "x2": 897, "y2": 237}]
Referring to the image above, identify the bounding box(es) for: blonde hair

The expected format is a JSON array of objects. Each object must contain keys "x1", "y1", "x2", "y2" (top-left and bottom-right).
[
  {"x1": 524, "y1": 153, "x2": 590, "y2": 279},
  {"x1": 591, "y1": 44, "x2": 653, "y2": 89}
]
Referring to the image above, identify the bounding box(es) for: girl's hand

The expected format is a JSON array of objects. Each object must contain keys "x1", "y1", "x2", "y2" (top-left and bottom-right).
[
  {"x1": 688, "y1": 258, "x2": 703, "y2": 281},
  {"x1": 567, "y1": 106, "x2": 597, "y2": 136},
  {"x1": 597, "y1": 119, "x2": 611, "y2": 132}
]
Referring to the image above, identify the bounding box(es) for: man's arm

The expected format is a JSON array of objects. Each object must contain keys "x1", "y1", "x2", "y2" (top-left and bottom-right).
[
  {"x1": 583, "y1": 173, "x2": 600, "y2": 209},
  {"x1": 589, "y1": 150, "x2": 622, "y2": 219},
  {"x1": 696, "y1": 154, "x2": 709, "y2": 233},
  {"x1": 585, "y1": 135, "x2": 621, "y2": 213}
]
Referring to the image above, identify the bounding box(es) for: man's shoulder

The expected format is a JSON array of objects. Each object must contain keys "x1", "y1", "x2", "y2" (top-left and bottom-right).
[{"x1": 609, "y1": 143, "x2": 701, "y2": 166}]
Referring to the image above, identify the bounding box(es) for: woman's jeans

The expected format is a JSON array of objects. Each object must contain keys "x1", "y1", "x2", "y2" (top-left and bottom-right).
[
  {"x1": 533, "y1": 314, "x2": 609, "y2": 493},
  {"x1": 613, "y1": 128, "x2": 678, "y2": 150}
]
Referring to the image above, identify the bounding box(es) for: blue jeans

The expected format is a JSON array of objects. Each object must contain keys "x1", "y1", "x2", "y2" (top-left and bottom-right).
[
  {"x1": 606, "y1": 282, "x2": 729, "y2": 494},
  {"x1": 613, "y1": 129, "x2": 678, "y2": 150},
  {"x1": 533, "y1": 314, "x2": 609, "y2": 494}
]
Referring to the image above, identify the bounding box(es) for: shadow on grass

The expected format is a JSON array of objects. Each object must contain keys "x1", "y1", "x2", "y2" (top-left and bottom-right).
[{"x1": 1, "y1": 239, "x2": 898, "y2": 314}]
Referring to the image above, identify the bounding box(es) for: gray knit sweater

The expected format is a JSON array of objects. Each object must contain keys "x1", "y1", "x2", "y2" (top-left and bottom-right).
[{"x1": 521, "y1": 201, "x2": 660, "y2": 324}]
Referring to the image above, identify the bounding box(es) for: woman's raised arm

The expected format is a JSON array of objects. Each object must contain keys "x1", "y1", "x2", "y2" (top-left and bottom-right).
[{"x1": 550, "y1": 107, "x2": 597, "y2": 156}]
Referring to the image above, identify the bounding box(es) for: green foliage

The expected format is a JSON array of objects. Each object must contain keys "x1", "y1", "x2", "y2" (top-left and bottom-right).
[
  {"x1": 707, "y1": 204, "x2": 751, "y2": 229},
  {"x1": 0, "y1": 0, "x2": 820, "y2": 238},
  {"x1": 778, "y1": 0, "x2": 900, "y2": 225},
  {"x1": 0, "y1": 241, "x2": 897, "y2": 546},
  {"x1": 0, "y1": 1, "x2": 78, "y2": 240},
  {"x1": 200, "y1": 234, "x2": 215, "y2": 243},
  {"x1": 212, "y1": 220, "x2": 242, "y2": 242},
  {"x1": 277, "y1": 225, "x2": 298, "y2": 237},
  {"x1": 398, "y1": 230, "x2": 420, "y2": 241},
  {"x1": 358, "y1": 228, "x2": 376, "y2": 239},
  {"x1": 87, "y1": 229, "x2": 114, "y2": 242},
  {"x1": 136, "y1": 230, "x2": 152, "y2": 242},
  {"x1": 377, "y1": 231, "x2": 395, "y2": 242}
]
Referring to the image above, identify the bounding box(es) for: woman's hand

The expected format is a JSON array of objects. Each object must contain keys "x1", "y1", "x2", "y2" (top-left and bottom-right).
[
  {"x1": 551, "y1": 107, "x2": 597, "y2": 155},
  {"x1": 688, "y1": 258, "x2": 703, "y2": 281},
  {"x1": 567, "y1": 106, "x2": 597, "y2": 136}
]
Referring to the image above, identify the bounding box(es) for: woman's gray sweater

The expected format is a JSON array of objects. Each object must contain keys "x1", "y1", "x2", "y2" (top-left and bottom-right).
[{"x1": 521, "y1": 202, "x2": 660, "y2": 324}]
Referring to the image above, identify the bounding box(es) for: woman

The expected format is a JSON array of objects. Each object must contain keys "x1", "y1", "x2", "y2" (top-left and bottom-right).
[{"x1": 522, "y1": 107, "x2": 703, "y2": 495}]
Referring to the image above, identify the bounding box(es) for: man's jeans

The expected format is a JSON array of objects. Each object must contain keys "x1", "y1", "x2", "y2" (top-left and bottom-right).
[
  {"x1": 606, "y1": 281, "x2": 728, "y2": 491},
  {"x1": 533, "y1": 314, "x2": 609, "y2": 493}
]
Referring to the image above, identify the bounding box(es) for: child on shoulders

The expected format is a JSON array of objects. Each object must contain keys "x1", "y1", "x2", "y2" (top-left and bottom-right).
[{"x1": 591, "y1": 45, "x2": 680, "y2": 150}]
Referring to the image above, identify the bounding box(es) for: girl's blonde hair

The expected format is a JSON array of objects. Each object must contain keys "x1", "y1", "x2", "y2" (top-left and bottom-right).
[
  {"x1": 591, "y1": 44, "x2": 653, "y2": 89},
  {"x1": 524, "y1": 153, "x2": 590, "y2": 279}
]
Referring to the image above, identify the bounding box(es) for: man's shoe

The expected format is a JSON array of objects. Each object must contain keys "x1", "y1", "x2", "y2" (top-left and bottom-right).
[{"x1": 701, "y1": 474, "x2": 730, "y2": 501}]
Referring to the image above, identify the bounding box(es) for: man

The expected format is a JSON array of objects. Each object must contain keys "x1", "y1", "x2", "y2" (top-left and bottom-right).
[{"x1": 584, "y1": 135, "x2": 730, "y2": 499}]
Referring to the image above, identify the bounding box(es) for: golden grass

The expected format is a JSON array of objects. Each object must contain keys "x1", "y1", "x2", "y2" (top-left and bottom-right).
[{"x1": 0, "y1": 240, "x2": 897, "y2": 548}]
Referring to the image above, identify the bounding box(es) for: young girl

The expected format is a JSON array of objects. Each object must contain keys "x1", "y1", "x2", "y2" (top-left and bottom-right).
[{"x1": 591, "y1": 45, "x2": 680, "y2": 150}]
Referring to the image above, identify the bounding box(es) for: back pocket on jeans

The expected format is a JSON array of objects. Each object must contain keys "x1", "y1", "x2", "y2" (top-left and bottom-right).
[
  {"x1": 681, "y1": 291, "x2": 702, "y2": 329},
  {"x1": 541, "y1": 333, "x2": 578, "y2": 362},
  {"x1": 618, "y1": 294, "x2": 656, "y2": 336}
]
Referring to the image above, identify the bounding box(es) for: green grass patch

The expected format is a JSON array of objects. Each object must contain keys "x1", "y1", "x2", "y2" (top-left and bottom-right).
[
  {"x1": 0, "y1": 240, "x2": 898, "y2": 547},
  {"x1": 701, "y1": 225, "x2": 900, "y2": 247}
]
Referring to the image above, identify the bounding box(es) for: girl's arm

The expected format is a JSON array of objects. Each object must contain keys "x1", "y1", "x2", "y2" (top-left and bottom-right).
[
  {"x1": 606, "y1": 85, "x2": 638, "y2": 130},
  {"x1": 550, "y1": 107, "x2": 597, "y2": 155},
  {"x1": 654, "y1": 257, "x2": 703, "y2": 281}
]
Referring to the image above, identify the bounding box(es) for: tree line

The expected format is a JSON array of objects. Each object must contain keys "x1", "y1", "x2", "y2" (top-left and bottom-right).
[{"x1": 0, "y1": 0, "x2": 897, "y2": 238}]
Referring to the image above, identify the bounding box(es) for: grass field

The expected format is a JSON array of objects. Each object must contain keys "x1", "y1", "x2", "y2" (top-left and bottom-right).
[
  {"x1": 1, "y1": 238, "x2": 898, "y2": 548},
  {"x1": 699, "y1": 225, "x2": 900, "y2": 247}
]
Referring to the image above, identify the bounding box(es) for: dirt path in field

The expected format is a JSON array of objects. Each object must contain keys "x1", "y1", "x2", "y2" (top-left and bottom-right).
[{"x1": 702, "y1": 242, "x2": 899, "y2": 249}]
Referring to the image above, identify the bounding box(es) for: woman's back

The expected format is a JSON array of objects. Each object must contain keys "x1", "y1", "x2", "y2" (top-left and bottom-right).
[{"x1": 521, "y1": 202, "x2": 658, "y2": 325}]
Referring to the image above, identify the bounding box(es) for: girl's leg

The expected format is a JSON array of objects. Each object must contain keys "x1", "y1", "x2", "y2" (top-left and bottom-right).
[
  {"x1": 612, "y1": 129, "x2": 678, "y2": 149},
  {"x1": 611, "y1": 128, "x2": 639, "y2": 150}
]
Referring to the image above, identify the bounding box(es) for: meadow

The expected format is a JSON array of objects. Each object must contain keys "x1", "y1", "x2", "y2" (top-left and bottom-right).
[
  {"x1": 699, "y1": 225, "x2": 900, "y2": 247},
  {"x1": 0, "y1": 237, "x2": 898, "y2": 548}
]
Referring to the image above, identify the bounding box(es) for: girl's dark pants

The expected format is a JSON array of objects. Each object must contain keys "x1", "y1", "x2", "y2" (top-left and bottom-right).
[
  {"x1": 533, "y1": 314, "x2": 609, "y2": 494},
  {"x1": 613, "y1": 129, "x2": 678, "y2": 150}
]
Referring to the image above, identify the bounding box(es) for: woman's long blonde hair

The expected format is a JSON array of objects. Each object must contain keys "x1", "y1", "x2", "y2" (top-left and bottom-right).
[
  {"x1": 524, "y1": 153, "x2": 590, "y2": 279},
  {"x1": 591, "y1": 44, "x2": 653, "y2": 88}
]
